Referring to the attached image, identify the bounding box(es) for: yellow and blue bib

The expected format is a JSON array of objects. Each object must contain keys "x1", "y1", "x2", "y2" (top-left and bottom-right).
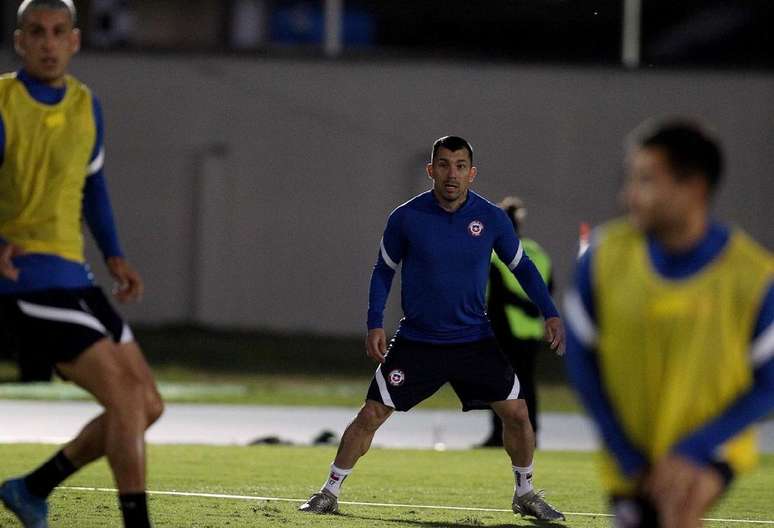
[
  {"x1": 592, "y1": 219, "x2": 773, "y2": 494},
  {"x1": 0, "y1": 73, "x2": 96, "y2": 263}
]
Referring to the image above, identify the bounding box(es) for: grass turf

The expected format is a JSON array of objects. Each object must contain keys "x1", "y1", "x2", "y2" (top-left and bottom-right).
[
  {"x1": 0, "y1": 444, "x2": 771, "y2": 527},
  {"x1": 0, "y1": 361, "x2": 582, "y2": 412}
]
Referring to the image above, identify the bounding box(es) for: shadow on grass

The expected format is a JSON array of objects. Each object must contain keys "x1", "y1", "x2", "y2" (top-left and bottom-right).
[{"x1": 340, "y1": 512, "x2": 568, "y2": 528}]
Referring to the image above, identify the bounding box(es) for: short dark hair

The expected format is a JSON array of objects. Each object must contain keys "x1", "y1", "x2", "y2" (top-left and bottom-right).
[
  {"x1": 17, "y1": 0, "x2": 77, "y2": 27},
  {"x1": 629, "y1": 118, "x2": 723, "y2": 193},
  {"x1": 431, "y1": 136, "x2": 473, "y2": 165}
]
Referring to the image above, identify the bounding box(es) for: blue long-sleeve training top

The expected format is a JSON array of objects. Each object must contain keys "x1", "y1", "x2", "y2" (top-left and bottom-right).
[
  {"x1": 565, "y1": 222, "x2": 774, "y2": 476},
  {"x1": 0, "y1": 70, "x2": 123, "y2": 294},
  {"x1": 367, "y1": 190, "x2": 559, "y2": 344}
]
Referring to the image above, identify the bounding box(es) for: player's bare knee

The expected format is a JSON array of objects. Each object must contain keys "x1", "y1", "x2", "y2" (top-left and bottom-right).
[
  {"x1": 103, "y1": 368, "x2": 146, "y2": 411},
  {"x1": 356, "y1": 401, "x2": 393, "y2": 430},
  {"x1": 144, "y1": 389, "x2": 164, "y2": 426},
  {"x1": 500, "y1": 400, "x2": 530, "y2": 428}
]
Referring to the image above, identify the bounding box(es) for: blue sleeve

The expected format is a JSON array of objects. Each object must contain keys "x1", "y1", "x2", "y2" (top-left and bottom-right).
[
  {"x1": 565, "y1": 249, "x2": 649, "y2": 477},
  {"x1": 492, "y1": 209, "x2": 558, "y2": 319},
  {"x1": 512, "y1": 255, "x2": 559, "y2": 319},
  {"x1": 366, "y1": 210, "x2": 404, "y2": 329},
  {"x1": 673, "y1": 282, "x2": 774, "y2": 465},
  {"x1": 82, "y1": 96, "x2": 124, "y2": 259}
]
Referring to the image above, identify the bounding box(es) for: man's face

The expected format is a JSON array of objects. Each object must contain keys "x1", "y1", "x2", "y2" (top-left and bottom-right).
[
  {"x1": 427, "y1": 147, "x2": 477, "y2": 205},
  {"x1": 623, "y1": 146, "x2": 701, "y2": 234},
  {"x1": 14, "y1": 8, "x2": 80, "y2": 86}
]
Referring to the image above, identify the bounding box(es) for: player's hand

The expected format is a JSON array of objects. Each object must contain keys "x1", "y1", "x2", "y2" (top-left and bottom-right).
[
  {"x1": 366, "y1": 328, "x2": 387, "y2": 363},
  {"x1": 0, "y1": 242, "x2": 24, "y2": 281},
  {"x1": 644, "y1": 454, "x2": 724, "y2": 528},
  {"x1": 106, "y1": 256, "x2": 144, "y2": 303},
  {"x1": 544, "y1": 317, "x2": 565, "y2": 355}
]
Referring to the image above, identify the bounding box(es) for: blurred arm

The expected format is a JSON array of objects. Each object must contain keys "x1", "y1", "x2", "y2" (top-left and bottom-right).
[
  {"x1": 82, "y1": 96, "x2": 124, "y2": 259},
  {"x1": 672, "y1": 283, "x2": 774, "y2": 465},
  {"x1": 564, "y1": 250, "x2": 648, "y2": 477}
]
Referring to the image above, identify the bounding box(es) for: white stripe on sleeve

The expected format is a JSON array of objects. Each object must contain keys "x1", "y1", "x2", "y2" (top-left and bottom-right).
[
  {"x1": 751, "y1": 320, "x2": 774, "y2": 368},
  {"x1": 507, "y1": 242, "x2": 524, "y2": 270},
  {"x1": 380, "y1": 238, "x2": 398, "y2": 271},
  {"x1": 87, "y1": 146, "x2": 105, "y2": 175},
  {"x1": 563, "y1": 289, "x2": 598, "y2": 348}
]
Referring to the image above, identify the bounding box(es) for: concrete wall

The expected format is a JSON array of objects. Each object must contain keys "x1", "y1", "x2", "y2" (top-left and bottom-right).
[{"x1": 2, "y1": 52, "x2": 772, "y2": 335}]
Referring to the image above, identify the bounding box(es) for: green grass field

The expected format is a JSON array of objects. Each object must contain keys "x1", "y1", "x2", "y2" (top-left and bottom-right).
[
  {"x1": 0, "y1": 361, "x2": 582, "y2": 412},
  {"x1": 0, "y1": 445, "x2": 771, "y2": 527}
]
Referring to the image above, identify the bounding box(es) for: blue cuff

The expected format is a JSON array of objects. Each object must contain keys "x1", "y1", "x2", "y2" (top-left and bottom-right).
[{"x1": 673, "y1": 357, "x2": 774, "y2": 465}]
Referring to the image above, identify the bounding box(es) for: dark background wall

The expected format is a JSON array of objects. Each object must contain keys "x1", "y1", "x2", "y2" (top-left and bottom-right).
[{"x1": 1, "y1": 52, "x2": 771, "y2": 336}]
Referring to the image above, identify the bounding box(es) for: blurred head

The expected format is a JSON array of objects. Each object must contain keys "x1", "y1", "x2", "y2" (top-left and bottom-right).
[
  {"x1": 623, "y1": 118, "x2": 723, "y2": 234},
  {"x1": 499, "y1": 196, "x2": 527, "y2": 235},
  {"x1": 427, "y1": 136, "x2": 477, "y2": 208},
  {"x1": 15, "y1": 0, "x2": 80, "y2": 87}
]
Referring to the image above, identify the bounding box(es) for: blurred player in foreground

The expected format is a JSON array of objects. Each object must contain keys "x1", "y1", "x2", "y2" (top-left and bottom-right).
[
  {"x1": 565, "y1": 118, "x2": 774, "y2": 528},
  {"x1": 299, "y1": 136, "x2": 566, "y2": 521},
  {"x1": 0, "y1": 1, "x2": 163, "y2": 527}
]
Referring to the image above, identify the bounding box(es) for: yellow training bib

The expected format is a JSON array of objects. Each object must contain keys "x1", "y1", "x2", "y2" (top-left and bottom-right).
[
  {"x1": 592, "y1": 219, "x2": 773, "y2": 494},
  {"x1": 0, "y1": 73, "x2": 96, "y2": 262}
]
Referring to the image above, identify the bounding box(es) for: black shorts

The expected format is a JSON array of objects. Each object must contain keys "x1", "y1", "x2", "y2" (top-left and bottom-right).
[
  {"x1": 0, "y1": 286, "x2": 133, "y2": 366},
  {"x1": 366, "y1": 336, "x2": 519, "y2": 412}
]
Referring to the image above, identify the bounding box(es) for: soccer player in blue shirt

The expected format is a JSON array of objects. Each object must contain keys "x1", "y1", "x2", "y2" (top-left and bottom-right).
[
  {"x1": 565, "y1": 119, "x2": 774, "y2": 528},
  {"x1": 300, "y1": 136, "x2": 566, "y2": 521},
  {"x1": 0, "y1": 2, "x2": 162, "y2": 527}
]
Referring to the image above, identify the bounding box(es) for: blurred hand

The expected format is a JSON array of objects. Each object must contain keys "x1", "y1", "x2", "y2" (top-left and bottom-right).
[
  {"x1": 366, "y1": 328, "x2": 387, "y2": 363},
  {"x1": 0, "y1": 242, "x2": 24, "y2": 281},
  {"x1": 644, "y1": 454, "x2": 724, "y2": 528},
  {"x1": 106, "y1": 256, "x2": 144, "y2": 303},
  {"x1": 545, "y1": 316, "x2": 565, "y2": 355}
]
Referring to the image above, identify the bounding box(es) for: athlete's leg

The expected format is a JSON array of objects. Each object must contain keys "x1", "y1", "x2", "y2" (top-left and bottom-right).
[
  {"x1": 61, "y1": 342, "x2": 163, "y2": 469},
  {"x1": 491, "y1": 398, "x2": 534, "y2": 467},
  {"x1": 491, "y1": 398, "x2": 563, "y2": 521},
  {"x1": 299, "y1": 400, "x2": 393, "y2": 513},
  {"x1": 509, "y1": 339, "x2": 540, "y2": 435},
  {"x1": 301, "y1": 336, "x2": 440, "y2": 513},
  {"x1": 56, "y1": 338, "x2": 152, "y2": 492},
  {"x1": 334, "y1": 399, "x2": 393, "y2": 469}
]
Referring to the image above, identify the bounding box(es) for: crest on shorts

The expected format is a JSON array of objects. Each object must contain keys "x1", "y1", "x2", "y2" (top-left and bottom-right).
[
  {"x1": 468, "y1": 220, "x2": 484, "y2": 237},
  {"x1": 388, "y1": 369, "x2": 405, "y2": 386}
]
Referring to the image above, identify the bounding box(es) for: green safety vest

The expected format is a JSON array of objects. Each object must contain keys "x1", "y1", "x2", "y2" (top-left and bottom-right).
[{"x1": 489, "y1": 238, "x2": 552, "y2": 340}]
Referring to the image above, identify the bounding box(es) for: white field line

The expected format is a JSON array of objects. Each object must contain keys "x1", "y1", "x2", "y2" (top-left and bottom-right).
[{"x1": 60, "y1": 486, "x2": 774, "y2": 524}]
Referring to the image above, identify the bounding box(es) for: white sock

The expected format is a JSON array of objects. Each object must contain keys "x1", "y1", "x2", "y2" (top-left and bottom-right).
[
  {"x1": 321, "y1": 463, "x2": 352, "y2": 497},
  {"x1": 512, "y1": 463, "x2": 534, "y2": 497}
]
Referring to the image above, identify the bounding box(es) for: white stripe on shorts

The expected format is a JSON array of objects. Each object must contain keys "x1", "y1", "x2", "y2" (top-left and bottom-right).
[
  {"x1": 506, "y1": 373, "x2": 521, "y2": 400},
  {"x1": 374, "y1": 365, "x2": 395, "y2": 408},
  {"x1": 120, "y1": 324, "x2": 135, "y2": 344},
  {"x1": 17, "y1": 300, "x2": 108, "y2": 336}
]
